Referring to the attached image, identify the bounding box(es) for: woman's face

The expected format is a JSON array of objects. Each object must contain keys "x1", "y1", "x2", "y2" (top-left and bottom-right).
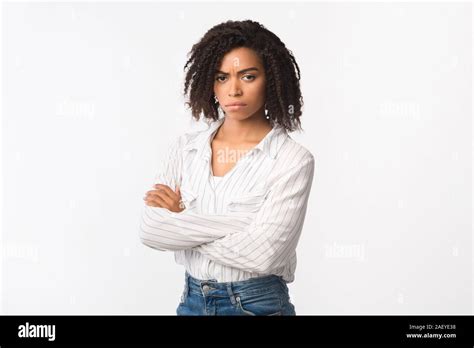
[{"x1": 214, "y1": 47, "x2": 266, "y2": 121}]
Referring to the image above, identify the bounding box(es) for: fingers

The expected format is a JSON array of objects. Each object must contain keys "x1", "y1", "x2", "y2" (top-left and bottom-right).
[
  {"x1": 144, "y1": 184, "x2": 182, "y2": 210},
  {"x1": 145, "y1": 190, "x2": 169, "y2": 208},
  {"x1": 145, "y1": 199, "x2": 163, "y2": 208},
  {"x1": 146, "y1": 189, "x2": 174, "y2": 207},
  {"x1": 154, "y1": 184, "x2": 179, "y2": 200}
]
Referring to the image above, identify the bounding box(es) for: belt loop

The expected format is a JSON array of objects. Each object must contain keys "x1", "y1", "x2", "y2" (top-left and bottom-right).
[
  {"x1": 184, "y1": 272, "x2": 189, "y2": 296},
  {"x1": 226, "y1": 282, "x2": 236, "y2": 305}
]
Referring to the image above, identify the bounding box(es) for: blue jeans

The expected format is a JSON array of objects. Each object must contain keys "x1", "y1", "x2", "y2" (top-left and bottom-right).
[{"x1": 176, "y1": 271, "x2": 296, "y2": 316}]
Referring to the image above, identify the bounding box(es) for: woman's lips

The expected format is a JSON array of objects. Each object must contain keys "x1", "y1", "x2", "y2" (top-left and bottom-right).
[{"x1": 226, "y1": 104, "x2": 247, "y2": 111}]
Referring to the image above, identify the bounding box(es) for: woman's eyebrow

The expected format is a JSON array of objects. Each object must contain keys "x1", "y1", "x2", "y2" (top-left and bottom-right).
[{"x1": 215, "y1": 67, "x2": 259, "y2": 75}]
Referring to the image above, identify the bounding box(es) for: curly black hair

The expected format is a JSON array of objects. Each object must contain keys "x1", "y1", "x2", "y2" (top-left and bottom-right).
[{"x1": 183, "y1": 20, "x2": 303, "y2": 133}]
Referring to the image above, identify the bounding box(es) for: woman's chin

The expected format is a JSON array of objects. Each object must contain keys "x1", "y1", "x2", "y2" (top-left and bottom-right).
[{"x1": 224, "y1": 111, "x2": 250, "y2": 118}]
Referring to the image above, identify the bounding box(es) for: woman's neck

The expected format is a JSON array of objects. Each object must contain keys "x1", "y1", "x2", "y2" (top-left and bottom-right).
[{"x1": 215, "y1": 115, "x2": 272, "y2": 145}]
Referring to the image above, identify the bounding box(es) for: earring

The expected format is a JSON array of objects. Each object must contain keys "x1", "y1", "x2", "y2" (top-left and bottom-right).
[
  {"x1": 214, "y1": 95, "x2": 219, "y2": 104},
  {"x1": 265, "y1": 104, "x2": 270, "y2": 119}
]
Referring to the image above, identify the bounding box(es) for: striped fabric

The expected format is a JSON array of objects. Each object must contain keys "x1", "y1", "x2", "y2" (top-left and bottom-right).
[{"x1": 140, "y1": 116, "x2": 315, "y2": 283}]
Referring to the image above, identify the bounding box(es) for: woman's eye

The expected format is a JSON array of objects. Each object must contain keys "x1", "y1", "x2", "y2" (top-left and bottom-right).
[
  {"x1": 242, "y1": 75, "x2": 256, "y2": 81},
  {"x1": 215, "y1": 75, "x2": 256, "y2": 82}
]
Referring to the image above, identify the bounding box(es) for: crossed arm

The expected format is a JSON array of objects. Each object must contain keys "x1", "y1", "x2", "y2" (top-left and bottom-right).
[{"x1": 139, "y1": 136, "x2": 315, "y2": 274}]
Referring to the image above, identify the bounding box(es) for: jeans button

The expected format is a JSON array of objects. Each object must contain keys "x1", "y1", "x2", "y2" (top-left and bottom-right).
[{"x1": 202, "y1": 284, "x2": 210, "y2": 293}]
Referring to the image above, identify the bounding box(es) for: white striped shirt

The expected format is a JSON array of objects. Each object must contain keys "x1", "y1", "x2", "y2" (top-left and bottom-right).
[{"x1": 140, "y1": 116, "x2": 315, "y2": 283}]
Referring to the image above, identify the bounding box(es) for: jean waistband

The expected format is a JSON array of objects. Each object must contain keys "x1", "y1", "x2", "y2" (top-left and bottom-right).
[{"x1": 184, "y1": 271, "x2": 286, "y2": 301}]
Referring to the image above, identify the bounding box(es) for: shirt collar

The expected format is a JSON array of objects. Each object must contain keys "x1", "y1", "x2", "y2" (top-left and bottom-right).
[{"x1": 183, "y1": 117, "x2": 288, "y2": 161}]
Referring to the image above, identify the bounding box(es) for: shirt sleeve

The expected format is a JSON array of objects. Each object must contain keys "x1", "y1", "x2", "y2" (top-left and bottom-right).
[
  {"x1": 190, "y1": 155, "x2": 315, "y2": 274},
  {"x1": 139, "y1": 135, "x2": 252, "y2": 252}
]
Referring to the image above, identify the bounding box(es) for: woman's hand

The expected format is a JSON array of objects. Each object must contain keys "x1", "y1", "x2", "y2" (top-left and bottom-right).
[{"x1": 143, "y1": 184, "x2": 185, "y2": 213}]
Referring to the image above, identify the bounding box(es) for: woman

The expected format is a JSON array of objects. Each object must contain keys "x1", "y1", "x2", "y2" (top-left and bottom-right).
[{"x1": 140, "y1": 20, "x2": 315, "y2": 316}]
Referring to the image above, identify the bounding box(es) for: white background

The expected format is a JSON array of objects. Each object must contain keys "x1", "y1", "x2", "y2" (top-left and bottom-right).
[{"x1": 1, "y1": 1, "x2": 472, "y2": 314}]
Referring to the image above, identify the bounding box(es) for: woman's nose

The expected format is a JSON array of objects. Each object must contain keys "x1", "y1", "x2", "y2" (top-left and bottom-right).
[{"x1": 228, "y1": 78, "x2": 242, "y2": 96}]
